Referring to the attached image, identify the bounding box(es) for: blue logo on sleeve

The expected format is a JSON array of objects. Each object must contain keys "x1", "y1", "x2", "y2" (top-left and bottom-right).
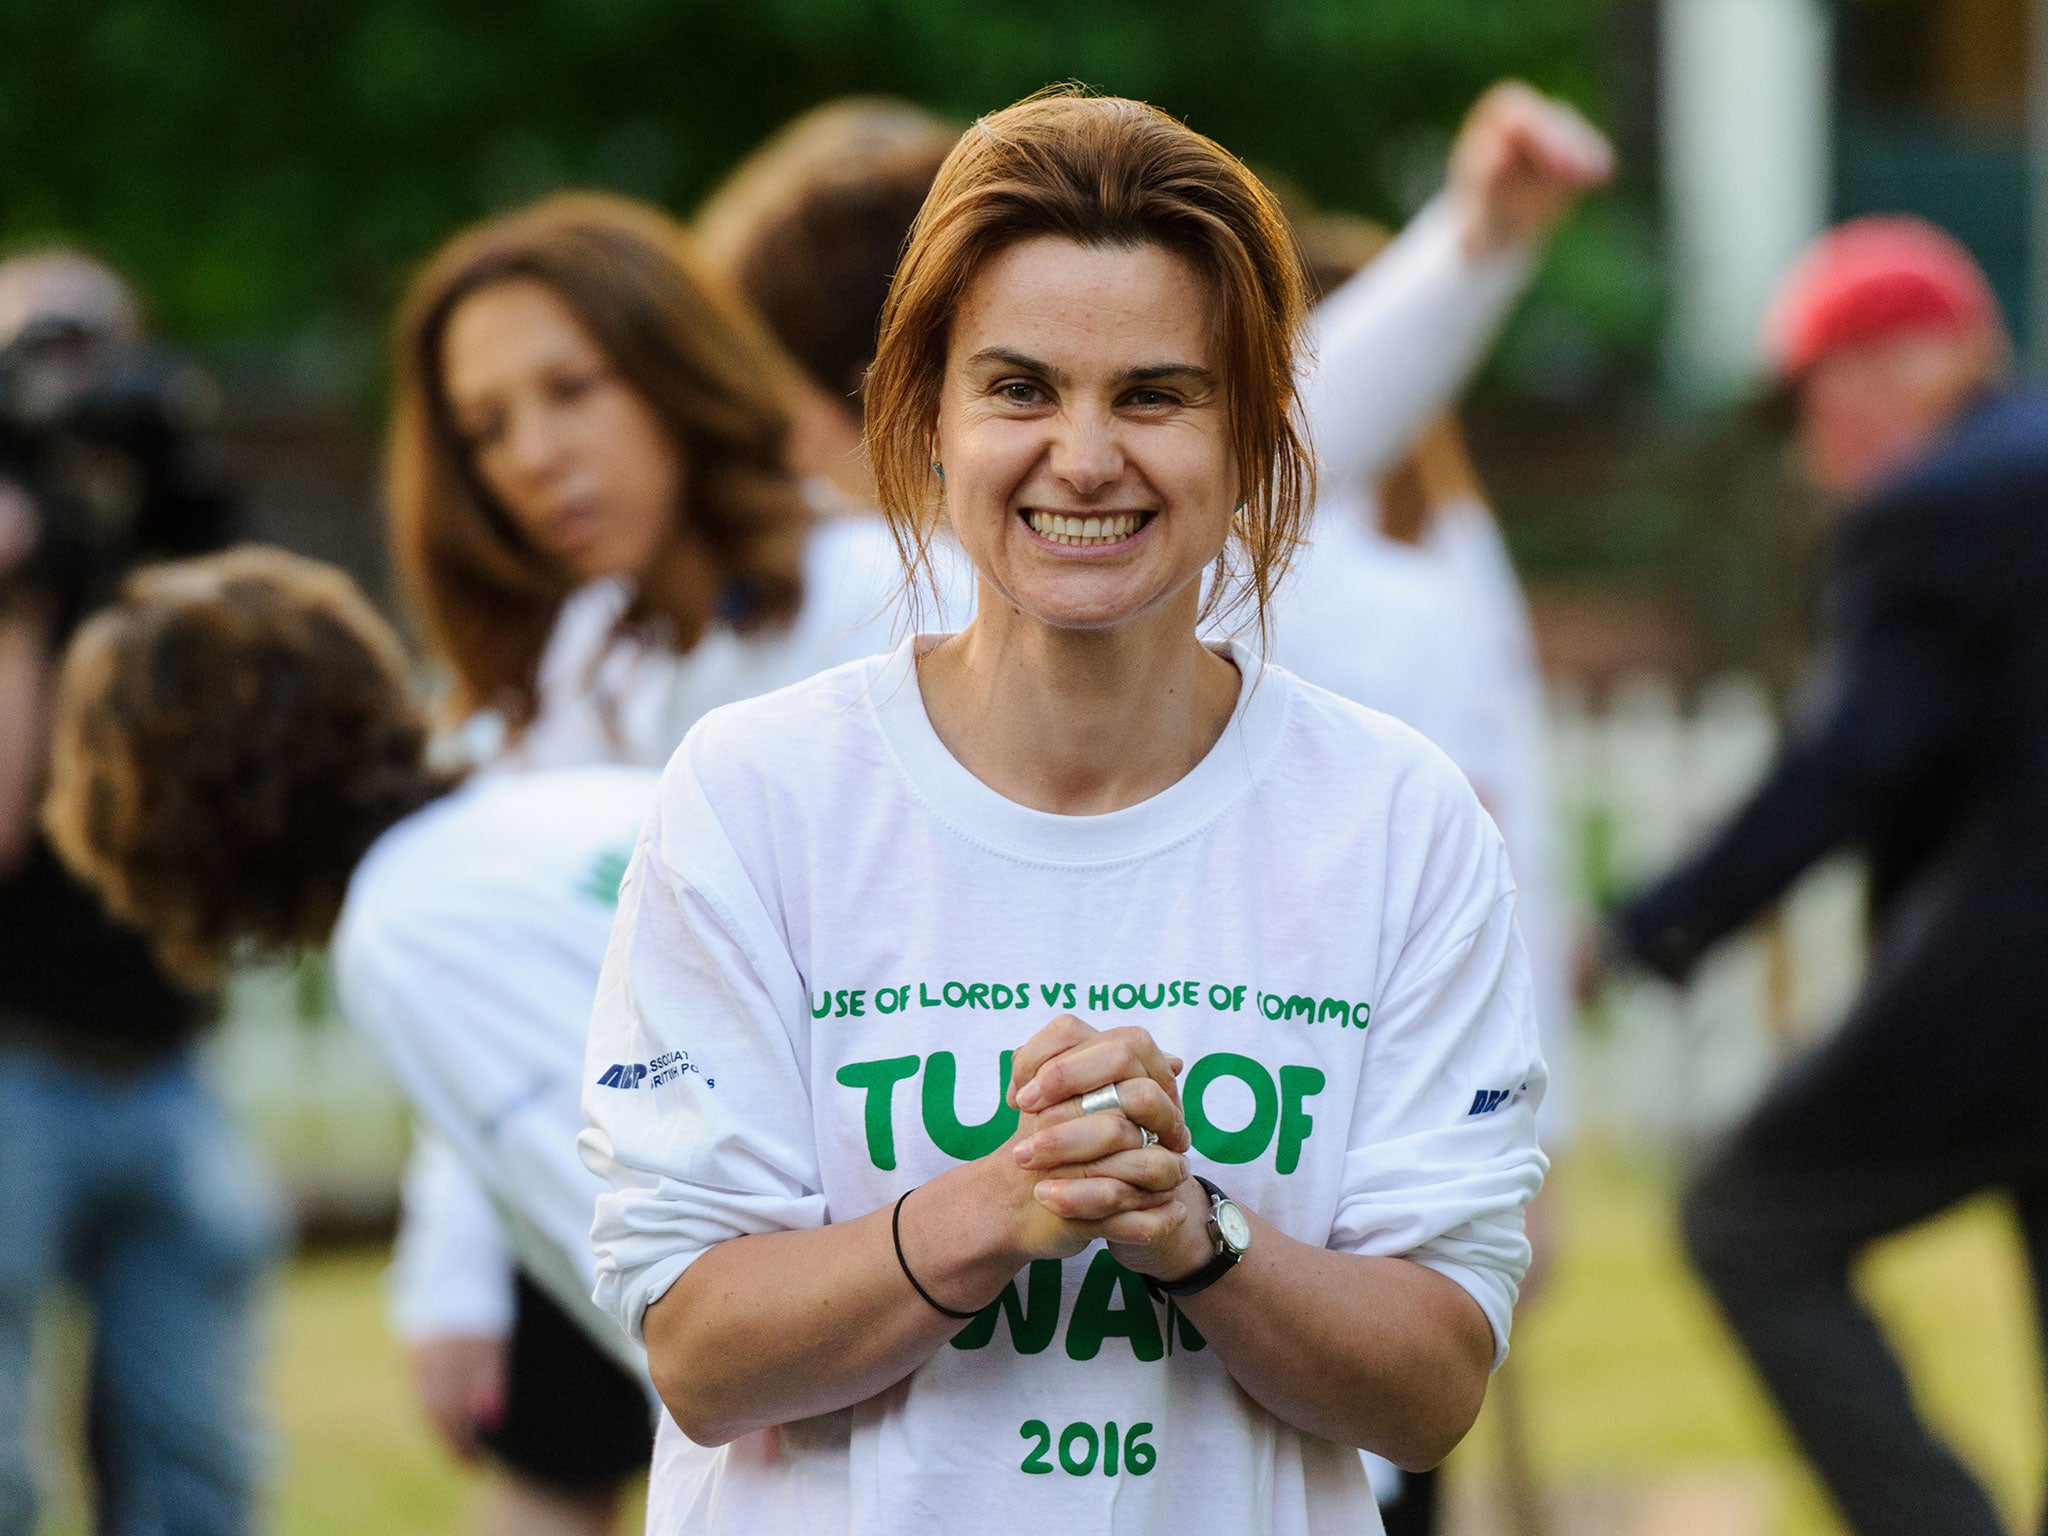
[
  {"x1": 1467, "y1": 1085, "x2": 1526, "y2": 1116},
  {"x1": 594, "y1": 1051, "x2": 712, "y2": 1090}
]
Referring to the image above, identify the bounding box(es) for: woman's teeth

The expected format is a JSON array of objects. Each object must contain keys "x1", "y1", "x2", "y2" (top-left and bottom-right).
[{"x1": 1026, "y1": 511, "x2": 1141, "y2": 546}]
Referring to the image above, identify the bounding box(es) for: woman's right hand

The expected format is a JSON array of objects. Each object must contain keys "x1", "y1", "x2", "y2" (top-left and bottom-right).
[
  {"x1": 406, "y1": 1333, "x2": 507, "y2": 1462},
  {"x1": 984, "y1": 1014, "x2": 1191, "y2": 1262},
  {"x1": 902, "y1": 1014, "x2": 1191, "y2": 1308}
]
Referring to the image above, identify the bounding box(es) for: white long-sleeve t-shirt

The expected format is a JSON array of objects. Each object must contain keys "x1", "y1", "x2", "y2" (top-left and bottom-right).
[
  {"x1": 581, "y1": 637, "x2": 1545, "y2": 1536},
  {"x1": 335, "y1": 765, "x2": 661, "y2": 1378}
]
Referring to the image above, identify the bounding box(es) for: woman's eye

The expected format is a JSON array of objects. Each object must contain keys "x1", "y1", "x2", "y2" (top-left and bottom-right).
[
  {"x1": 549, "y1": 372, "x2": 598, "y2": 405},
  {"x1": 1126, "y1": 388, "x2": 1178, "y2": 410},
  {"x1": 997, "y1": 380, "x2": 1045, "y2": 406}
]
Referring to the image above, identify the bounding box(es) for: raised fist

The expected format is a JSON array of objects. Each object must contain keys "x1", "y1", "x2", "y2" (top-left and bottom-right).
[{"x1": 1447, "y1": 80, "x2": 1615, "y2": 259}]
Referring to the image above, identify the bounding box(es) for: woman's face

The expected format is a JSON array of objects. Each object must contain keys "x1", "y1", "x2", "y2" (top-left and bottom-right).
[
  {"x1": 935, "y1": 237, "x2": 1236, "y2": 633},
  {"x1": 440, "y1": 278, "x2": 684, "y2": 584}
]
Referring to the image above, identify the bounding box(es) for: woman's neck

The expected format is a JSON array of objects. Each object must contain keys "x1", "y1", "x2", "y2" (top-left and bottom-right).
[
  {"x1": 636, "y1": 533, "x2": 726, "y2": 652},
  {"x1": 915, "y1": 585, "x2": 1241, "y2": 815}
]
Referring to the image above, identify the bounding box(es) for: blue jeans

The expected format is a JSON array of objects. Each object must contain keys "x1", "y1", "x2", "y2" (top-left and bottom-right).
[{"x1": 0, "y1": 1044, "x2": 283, "y2": 1536}]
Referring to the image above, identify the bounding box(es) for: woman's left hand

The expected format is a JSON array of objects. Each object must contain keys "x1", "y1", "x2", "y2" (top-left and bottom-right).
[
  {"x1": 1007, "y1": 1014, "x2": 1215, "y2": 1277},
  {"x1": 1008, "y1": 1013, "x2": 1191, "y2": 1151}
]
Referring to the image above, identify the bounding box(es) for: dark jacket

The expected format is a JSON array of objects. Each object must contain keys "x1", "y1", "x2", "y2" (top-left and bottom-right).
[{"x1": 1618, "y1": 388, "x2": 2048, "y2": 983}]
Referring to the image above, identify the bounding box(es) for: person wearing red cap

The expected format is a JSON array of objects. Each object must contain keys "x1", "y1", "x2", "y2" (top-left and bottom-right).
[{"x1": 1608, "y1": 218, "x2": 2048, "y2": 1535}]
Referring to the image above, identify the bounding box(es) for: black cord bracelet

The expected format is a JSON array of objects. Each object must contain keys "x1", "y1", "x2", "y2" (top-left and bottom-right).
[{"x1": 892, "y1": 1187, "x2": 982, "y2": 1320}]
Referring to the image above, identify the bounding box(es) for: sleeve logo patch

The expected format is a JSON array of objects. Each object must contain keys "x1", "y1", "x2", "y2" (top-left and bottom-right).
[
  {"x1": 1467, "y1": 1085, "x2": 1526, "y2": 1116},
  {"x1": 594, "y1": 1051, "x2": 711, "y2": 1090}
]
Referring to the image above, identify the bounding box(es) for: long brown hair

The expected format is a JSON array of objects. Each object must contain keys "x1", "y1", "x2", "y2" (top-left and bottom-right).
[
  {"x1": 388, "y1": 191, "x2": 812, "y2": 732},
  {"x1": 864, "y1": 88, "x2": 1314, "y2": 639}
]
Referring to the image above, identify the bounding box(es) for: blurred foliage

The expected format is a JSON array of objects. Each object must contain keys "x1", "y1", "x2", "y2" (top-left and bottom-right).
[{"x1": 0, "y1": 0, "x2": 1658, "y2": 398}]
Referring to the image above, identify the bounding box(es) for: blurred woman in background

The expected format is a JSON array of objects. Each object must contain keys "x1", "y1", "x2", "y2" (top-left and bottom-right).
[
  {"x1": 382, "y1": 190, "x2": 954, "y2": 1536},
  {"x1": 695, "y1": 96, "x2": 959, "y2": 512},
  {"x1": 390, "y1": 190, "x2": 930, "y2": 773}
]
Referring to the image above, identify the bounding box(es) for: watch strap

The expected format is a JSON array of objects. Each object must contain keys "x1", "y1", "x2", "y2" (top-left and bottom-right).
[{"x1": 1143, "y1": 1177, "x2": 1245, "y2": 1301}]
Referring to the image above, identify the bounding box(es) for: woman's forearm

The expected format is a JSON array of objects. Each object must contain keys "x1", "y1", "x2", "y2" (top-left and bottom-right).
[
  {"x1": 642, "y1": 1159, "x2": 1027, "y2": 1445},
  {"x1": 1169, "y1": 1197, "x2": 1497, "y2": 1469},
  {"x1": 1302, "y1": 199, "x2": 1536, "y2": 493}
]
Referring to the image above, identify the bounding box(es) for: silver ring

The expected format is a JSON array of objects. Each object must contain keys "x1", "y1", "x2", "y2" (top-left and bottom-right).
[
  {"x1": 1139, "y1": 1127, "x2": 1159, "y2": 1148},
  {"x1": 1079, "y1": 1083, "x2": 1124, "y2": 1116}
]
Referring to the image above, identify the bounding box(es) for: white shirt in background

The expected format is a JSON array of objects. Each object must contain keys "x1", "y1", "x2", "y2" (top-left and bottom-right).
[
  {"x1": 512, "y1": 513, "x2": 963, "y2": 771},
  {"x1": 388, "y1": 511, "x2": 971, "y2": 1346},
  {"x1": 582, "y1": 638, "x2": 1545, "y2": 1536},
  {"x1": 1263, "y1": 490, "x2": 1500, "y2": 785},
  {"x1": 336, "y1": 766, "x2": 660, "y2": 1378}
]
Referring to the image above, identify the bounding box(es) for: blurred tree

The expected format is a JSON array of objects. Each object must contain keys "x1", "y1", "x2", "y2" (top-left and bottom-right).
[{"x1": 0, "y1": 0, "x2": 1653, "y2": 398}]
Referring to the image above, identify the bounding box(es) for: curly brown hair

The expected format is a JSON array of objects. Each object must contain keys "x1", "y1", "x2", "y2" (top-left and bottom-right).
[{"x1": 42, "y1": 547, "x2": 457, "y2": 991}]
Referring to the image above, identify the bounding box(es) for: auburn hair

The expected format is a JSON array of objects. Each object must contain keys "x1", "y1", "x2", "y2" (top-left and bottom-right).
[
  {"x1": 696, "y1": 97, "x2": 959, "y2": 408},
  {"x1": 864, "y1": 88, "x2": 1315, "y2": 636},
  {"x1": 42, "y1": 547, "x2": 456, "y2": 991},
  {"x1": 387, "y1": 191, "x2": 812, "y2": 733}
]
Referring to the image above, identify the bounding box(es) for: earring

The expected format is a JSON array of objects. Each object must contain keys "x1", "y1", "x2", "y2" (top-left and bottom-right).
[{"x1": 932, "y1": 461, "x2": 945, "y2": 481}]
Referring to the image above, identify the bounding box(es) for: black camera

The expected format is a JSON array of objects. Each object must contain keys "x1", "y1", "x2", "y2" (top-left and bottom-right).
[{"x1": 0, "y1": 315, "x2": 237, "y2": 636}]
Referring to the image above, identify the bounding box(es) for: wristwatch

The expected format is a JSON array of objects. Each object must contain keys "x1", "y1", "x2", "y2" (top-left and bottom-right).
[{"x1": 1145, "y1": 1175, "x2": 1249, "y2": 1300}]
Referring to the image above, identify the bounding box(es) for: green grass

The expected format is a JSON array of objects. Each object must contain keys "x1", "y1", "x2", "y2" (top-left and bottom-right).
[
  {"x1": 264, "y1": 1251, "x2": 473, "y2": 1535},
  {"x1": 31, "y1": 1145, "x2": 2042, "y2": 1534},
  {"x1": 1457, "y1": 1142, "x2": 2045, "y2": 1535}
]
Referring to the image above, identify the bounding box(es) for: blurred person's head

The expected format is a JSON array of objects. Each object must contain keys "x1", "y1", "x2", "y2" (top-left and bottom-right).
[
  {"x1": 388, "y1": 191, "x2": 811, "y2": 730},
  {"x1": 864, "y1": 87, "x2": 1312, "y2": 640},
  {"x1": 696, "y1": 98, "x2": 958, "y2": 499},
  {"x1": 1292, "y1": 209, "x2": 1488, "y2": 543},
  {"x1": 0, "y1": 248, "x2": 142, "y2": 350},
  {"x1": 1765, "y1": 216, "x2": 2010, "y2": 502},
  {"x1": 42, "y1": 546, "x2": 456, "y2": 991}
]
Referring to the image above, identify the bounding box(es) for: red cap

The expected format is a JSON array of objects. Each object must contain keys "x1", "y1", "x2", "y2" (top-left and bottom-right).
[{"x1": 1762, "y1": 216, "x2": 2002, "y2": 379}]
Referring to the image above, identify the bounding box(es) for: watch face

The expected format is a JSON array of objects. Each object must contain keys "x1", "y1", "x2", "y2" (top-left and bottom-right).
[{"x1": 1215, "y1": 1198, "x2": 1251, "y2": 1254}]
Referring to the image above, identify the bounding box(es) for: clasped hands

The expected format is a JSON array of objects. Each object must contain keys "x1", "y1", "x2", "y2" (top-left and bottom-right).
[{"x1": 986, "y1": 1013, "x2": 1211, "y2": 1283}]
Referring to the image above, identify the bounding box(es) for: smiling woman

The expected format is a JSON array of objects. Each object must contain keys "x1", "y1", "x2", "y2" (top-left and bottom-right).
[
  {"x1": 582, "y1": 87, "x2": 1546, "y2": 1536},
  {"x1": 867, "y1": 94, "x2": 1310, "y2": 647}
]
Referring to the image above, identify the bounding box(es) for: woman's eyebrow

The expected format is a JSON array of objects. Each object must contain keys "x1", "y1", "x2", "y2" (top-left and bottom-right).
[
  {"x1": 965, "y1": 346, "x2": 1063, "y2": 383},
  {"x1": 963, "y1": 349, "x2": 1215, "y2": 390},
  {"x1": 1120, "y1": 362, "x2": 1216, "y2": 388}
]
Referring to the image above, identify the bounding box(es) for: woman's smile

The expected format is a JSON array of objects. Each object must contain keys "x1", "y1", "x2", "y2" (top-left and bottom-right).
[{"x1": 1019, "y1": 508, "x2": 1156, "y2": 551}]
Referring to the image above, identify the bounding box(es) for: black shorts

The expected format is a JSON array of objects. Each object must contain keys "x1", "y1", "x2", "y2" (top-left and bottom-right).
[{"x1": 478, "y1": 1272, "x2": 654, "y2": 1494}]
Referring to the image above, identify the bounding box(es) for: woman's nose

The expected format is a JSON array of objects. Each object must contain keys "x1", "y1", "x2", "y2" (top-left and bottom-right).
[
  {"x1": 1048, "y1": 411, "x2": 1124, "y2": 494},
  {"x1": 505, "y1": 400, "x2": 571, "y2": 480}
]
